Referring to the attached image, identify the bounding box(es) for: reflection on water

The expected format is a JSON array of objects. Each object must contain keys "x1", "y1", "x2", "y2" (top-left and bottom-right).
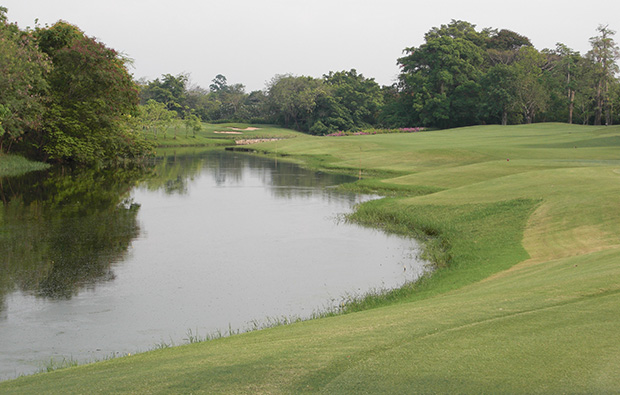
[
  {"x1": 0, "y1": 149, "x2": 426, "y2": 380},
  {"x1": 0, "y1": 167, "x2": 144, "y2": 303}
]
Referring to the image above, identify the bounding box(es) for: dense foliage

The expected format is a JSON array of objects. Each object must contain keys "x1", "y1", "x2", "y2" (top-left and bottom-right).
[
  {"x1": 139, "y1": 20, "x2": 620, "y2": 133},
  {"x1": 0, "y1": 8, "x2": 50, "y2": 153},
  {"x1": 0, "y1": 7, "x2": 153, "y2": 165},
  {"x1": 390, "y1": 20, "x2": 620, "y2": 128}
]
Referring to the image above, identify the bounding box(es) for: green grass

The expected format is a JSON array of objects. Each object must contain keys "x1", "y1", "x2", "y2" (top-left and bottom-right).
[
  {"x1": 0, "y1": 154, "x2": 50, "y2": 177},
  {"x1": 3, "y1": 123, "x2": 620, "y2": 393}
]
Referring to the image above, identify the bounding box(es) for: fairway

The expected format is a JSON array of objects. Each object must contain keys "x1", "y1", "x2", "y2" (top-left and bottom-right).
[{"x1": 2, "y1": 123, "x2": 620, "y2": 393}]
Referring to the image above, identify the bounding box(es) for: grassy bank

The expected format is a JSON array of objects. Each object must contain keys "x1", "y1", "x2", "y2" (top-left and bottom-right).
[
  {"x1": 0, "y1": 154, "x2": 49, "y2": 178},
  {"x1": 2, "y1": 123, "x2": 620, "y2": 393}
]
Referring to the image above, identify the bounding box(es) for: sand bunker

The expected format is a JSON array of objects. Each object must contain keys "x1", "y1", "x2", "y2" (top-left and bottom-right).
[
  {"x1": 214, "y1": 131, "x2": 243, "y2": 134},
  {"x1": 230, "y1": 127, "x2": 261, "y2": 131}
]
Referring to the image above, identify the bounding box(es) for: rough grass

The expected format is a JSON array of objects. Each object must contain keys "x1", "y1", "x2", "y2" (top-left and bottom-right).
[{"x1": 3, "y1": 123, "x2": 620, "y2": 393}]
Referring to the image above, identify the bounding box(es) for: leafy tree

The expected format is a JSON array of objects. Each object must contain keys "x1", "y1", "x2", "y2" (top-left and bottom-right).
[
  {"x1": 31, "y1": 21, "x2": 152, "y2": 164},
  {"x1": 572, "y1": 57, "x2": 599, "y2": 124},
  {"x1": 209, "y1": 74, "x2": 228, "y2": 93},
  {"x1": 480, "y1": 64, "x2": 520, "y2": 125},
  {"x1": 320, "y1": 69, "x2": 383, "y2": 131},
  {"x1": 486, "y1": 29, "x2": 533, "y2": 65},
  {"x1": 205, "y1": 75, "x2": 248, "y2": 120},
  {"x1": 219, "y1": 83, "x2": 246, "y2": 119},
  {"x1": 587, "y1": 25, "x2": 620, "y2": 125},
  {"x1": 139, "y1": 100, "x2": 176, "y2": 139},
  {"x1": 140, "y1": 73, "x2": 188, "y2": 117},
  {"x1": 266, "y1": 74, "x2": 325, "y2": 130},
  {"x1": 450, "y1": 80, "x2": 483, "y2": 126},
  {"x1": 185, "y1": 85, "x2": 221, "y2": 121},
  {"x1": 397, "y1": 20, "x2": 487, "y2": 128},
  {"x1": 0, "y1": 7, "x2": 51, "y2": 153},
  {"x1": 184, "y1": 113, "x2": 201, "y2": 137},
  {"x1": 238, "y1": 90, "x2": 268, "y2": 121},
  {"x1": 511, "y1": 47, "x2": 550, "y2": 123},
  {"x1": 376, "y1": 84, "x2": 413, "y2": 127},
  {"x1": 545, "y1": 43, "x2": 583, "y2": 123}
]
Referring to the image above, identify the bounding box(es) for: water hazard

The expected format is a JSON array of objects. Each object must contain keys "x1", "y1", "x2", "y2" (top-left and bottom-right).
[{"x1": 0, "y1": 149, "x2": 427, "y2": 380}]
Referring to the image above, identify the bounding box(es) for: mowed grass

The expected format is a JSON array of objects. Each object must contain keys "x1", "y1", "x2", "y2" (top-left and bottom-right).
[
  {"x1": 3, "y1": 123, "x2": 620, "y2": 393},
  {"x1": 142, "y1": 122, "x2": 303, "y2": 148}
]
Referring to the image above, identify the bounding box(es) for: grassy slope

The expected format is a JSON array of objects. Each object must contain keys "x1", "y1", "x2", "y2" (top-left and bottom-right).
[{"x1": 3, "y1": 123, "x2": 620, "y2": 393}]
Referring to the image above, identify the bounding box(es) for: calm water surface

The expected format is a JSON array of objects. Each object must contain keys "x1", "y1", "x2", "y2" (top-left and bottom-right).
[{"x1": 0, "y1": 149, "x2": 427, "y2": 380}]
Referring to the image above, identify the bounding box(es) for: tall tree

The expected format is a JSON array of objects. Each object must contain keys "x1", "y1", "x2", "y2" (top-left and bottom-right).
[
  {"x1": 588, "y1": 25, "x2": 620, "y2": 125},
  {"x1": 322, "y1": 69, "x2": 383, "y2": 130},
  {"x1": 0, "y1": 7, "x2": 50, "y2": 153},
  {"x1": 480, "y1": 64, "x2": 519, "y2": 125},
  {"x1": 543, "y1": 43, "x2": 589, "y2": 124},
  {"x1": 34, "y1": 21, "x2": 151, "y2": 164},
  {"x1": 397, "y1": 20, "x2": 487, "y2": 128},
  {"x1": 209, "y1": 74, "x2": 228, "y2": 93},
  {"x1": 266, "y1": 74, "x2": 325, "y2": 130},
  {"x1": 485, "y1": 29, "x2": 533, "y2": 65},
  {"x1": 140, "y1": 73, "x2": 188, "y2": 116},
  {"x1": 511, "y1": 47, "x2": 550, "y2": 123},
  {"x1": 139, "y1": 100, "x2": 176, "y2": 139}
]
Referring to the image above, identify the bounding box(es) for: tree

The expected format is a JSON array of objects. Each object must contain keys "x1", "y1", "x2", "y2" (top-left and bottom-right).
[
  {"x1": 545, "y1": 43, "x2": 583, "y2": 123},
  {"x1": 486, "y1": 29, "x2": 533, "y2": 65},
  {"x1": 139, "y1": 100, "x2": 176, "y2": 139},
  {"x1": 588, "y1": 25, "x2": 620, "y2": 125},
  {"x1": 0, "y1": 7, "x2": 51, "y2": 153},
  {"x1": 266, "y1": 75, "x2": 325, "y2": 130},
  {"x1": 218, "y1": 83, "x2": 246, "y2": 119},
  {"x1": 140, "y1": 73, "x2": 188, "y2": 117},
  {"x1": 184, "y1": 113, "x2": 201, "y2": 137},
  {"x1": 185, "y1": 85, "x2": 220, "y2": 121},
  {"x1": 397, "y1": 20, "x2": 487, "y2": 128},
  {"x1": 320, "y1": 69, "x2": 384, "y2": 131},
  {"x1": 480, "y1": 64, "x2": 520, "y2": 125},
  {"x1": 511, "y1": 47, "x2": 550, "y2": 123},
  {"x1": 237, "y1": 90, "x2": 268, "y2": 121},
  {"x1": 209, "y1": 74, "x2": 228, "y2": 93},
  {"x1": 32, "y1": 22, "x2": 150, "y2": 164},
  {"x1": 377, "y1": 83, "x2": 413, "y2": 128}
]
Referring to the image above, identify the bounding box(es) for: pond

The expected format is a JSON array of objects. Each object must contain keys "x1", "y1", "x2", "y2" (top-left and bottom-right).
[{"x1": 0, "y1": 149, "x2": 428, "y2": 380}]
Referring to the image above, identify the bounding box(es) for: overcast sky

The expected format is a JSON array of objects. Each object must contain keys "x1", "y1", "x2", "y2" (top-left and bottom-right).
[{"x1": 3, "y1": 1, "x2": 620, "y2": 91}]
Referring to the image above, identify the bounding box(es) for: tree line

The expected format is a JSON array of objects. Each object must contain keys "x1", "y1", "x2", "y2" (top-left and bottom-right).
[
  {"x1": 2, "y1": 9, "x2": 619, "y2": 165},
  {"x1": 140, "y1": 20, "x2": 620, "y2": 134}
]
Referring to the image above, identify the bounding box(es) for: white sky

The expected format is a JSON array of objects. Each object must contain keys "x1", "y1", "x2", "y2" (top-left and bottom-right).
[{"x1": 3, "y1": 0, "x2": 620, "y2": 91}]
